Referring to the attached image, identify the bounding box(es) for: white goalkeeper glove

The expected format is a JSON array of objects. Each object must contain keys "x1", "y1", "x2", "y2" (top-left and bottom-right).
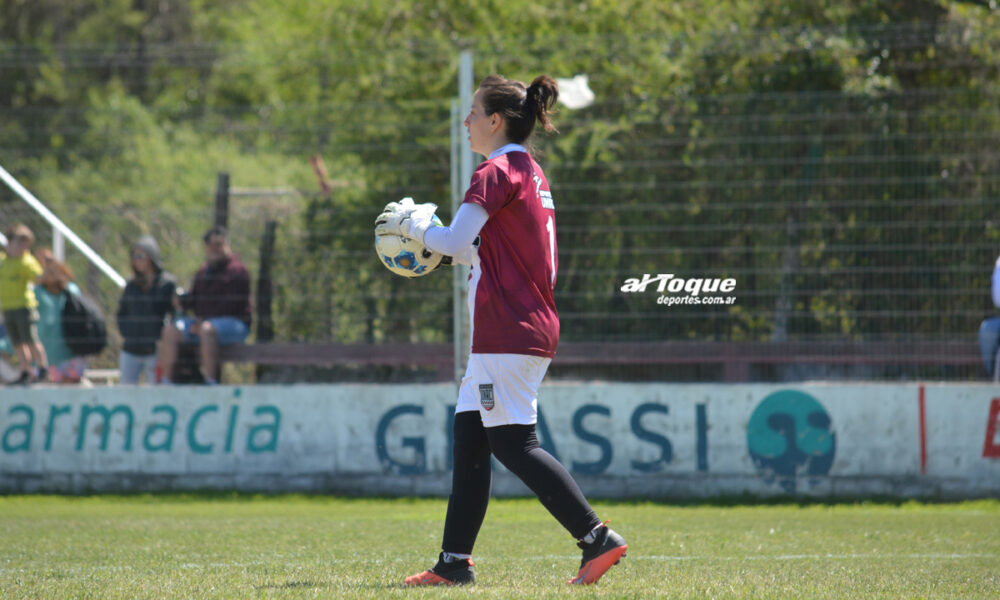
[{"x1": 374, "y1": 197, "x2": 438, "y2": 243}]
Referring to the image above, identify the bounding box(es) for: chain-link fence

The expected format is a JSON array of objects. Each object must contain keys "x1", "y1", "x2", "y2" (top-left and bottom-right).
[{"x1": 2, "y1": 22, "x2": 999, "y2": 382}]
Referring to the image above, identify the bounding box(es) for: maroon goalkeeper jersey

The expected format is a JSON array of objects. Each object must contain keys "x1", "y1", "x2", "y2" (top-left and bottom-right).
[{"x1": 463, "y1": 147, "x2": 559, "y2": 358}]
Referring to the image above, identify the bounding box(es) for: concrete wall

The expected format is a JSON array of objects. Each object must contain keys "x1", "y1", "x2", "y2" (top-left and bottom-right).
[{"x1": 2, "y1": 383, "x2": 999, "y2": 498}]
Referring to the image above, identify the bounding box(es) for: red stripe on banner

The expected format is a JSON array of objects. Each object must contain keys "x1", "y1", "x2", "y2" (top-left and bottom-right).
[
  {"x1": 984, "y1": 398, "x2": 1000, "y2": 459},
  {"x1": 919, "y1": 385, "x2": 927, "y2": 475}
]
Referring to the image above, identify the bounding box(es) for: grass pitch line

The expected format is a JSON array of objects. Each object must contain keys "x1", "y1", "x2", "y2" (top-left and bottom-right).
[{"x1": 534, "y1": 553, "x2": 998, "y2": 562}]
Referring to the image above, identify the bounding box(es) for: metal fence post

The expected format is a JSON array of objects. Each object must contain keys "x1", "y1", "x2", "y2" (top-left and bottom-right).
[
  {"x1": 451, "y1": 50, "x2": 474, "y2": 384},
  {"x1": 214, "y1": 172, "x2": 230, "y2": 230}
]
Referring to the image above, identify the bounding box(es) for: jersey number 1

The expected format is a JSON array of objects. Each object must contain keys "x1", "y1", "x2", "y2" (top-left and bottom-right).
[{"x1": 545, "y1": 215, "x2": 556, "y2": 287}]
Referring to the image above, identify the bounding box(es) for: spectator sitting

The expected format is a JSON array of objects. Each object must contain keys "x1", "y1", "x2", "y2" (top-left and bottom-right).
[
  {"x1": 116, "y1": 235, "x2": 177, "y2": 384},
  {"x1": 978, "y1": 255, "x2": 1000, "y2": 378},
  {"x1": 159, "y1": 226, "x2": 251, "y2": 384},
  {"x1": 34, "y1": 249, "x2": 88, "y2": 384},
  {"x1": 0, "y1": 224, "x2": 49, "y2": 384}
]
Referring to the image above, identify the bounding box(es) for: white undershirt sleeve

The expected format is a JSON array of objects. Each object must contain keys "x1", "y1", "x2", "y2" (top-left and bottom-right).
[{"x1": 424, "y1": 202, "x2": 489, "y2": 266}]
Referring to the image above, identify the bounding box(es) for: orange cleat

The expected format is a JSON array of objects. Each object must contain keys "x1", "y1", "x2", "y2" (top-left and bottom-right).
[
  {"x1": 568, "y1": 523, "x2": 628, "y2": 585},
  {"x1": 403, "y1": 553, "x2": 475, "y2": 586}
]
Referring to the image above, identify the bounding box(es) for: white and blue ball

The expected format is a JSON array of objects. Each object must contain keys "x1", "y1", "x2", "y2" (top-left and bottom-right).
[{"x1": 375, "y1": 214, "x2": 444, "y2": 278}]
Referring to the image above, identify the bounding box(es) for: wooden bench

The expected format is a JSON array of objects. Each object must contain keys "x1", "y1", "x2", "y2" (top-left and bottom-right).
[
  {"x1": 220, "y1": 342, "x2": 455, "y2": 380},
  {"x1": 220, "y1": 340, "x2": 983, "y2": 382}
]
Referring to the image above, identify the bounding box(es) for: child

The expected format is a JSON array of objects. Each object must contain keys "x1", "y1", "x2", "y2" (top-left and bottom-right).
[{"x1": 0, "y1": 225, "x2": 49, "y2": 384}]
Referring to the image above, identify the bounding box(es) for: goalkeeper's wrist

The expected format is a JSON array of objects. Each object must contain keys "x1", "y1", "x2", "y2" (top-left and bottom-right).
[{"x1": 407, "y1": 217, "x2": 434, "y2": 244}]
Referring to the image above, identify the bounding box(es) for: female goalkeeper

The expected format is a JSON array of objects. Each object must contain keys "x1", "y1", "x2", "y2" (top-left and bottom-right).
[{"x1": 376, "y1": 74, "x2": 627, "y2": 586}]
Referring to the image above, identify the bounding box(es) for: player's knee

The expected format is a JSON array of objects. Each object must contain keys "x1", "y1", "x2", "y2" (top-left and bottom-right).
[{"x1": 198, "y1": 321, "x2": 216, "y2": 338}]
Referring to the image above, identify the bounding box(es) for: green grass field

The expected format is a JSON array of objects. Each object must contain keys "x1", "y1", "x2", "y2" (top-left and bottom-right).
[{"x1": 1, "y1": 495, "x2": 997, "y2": 599}]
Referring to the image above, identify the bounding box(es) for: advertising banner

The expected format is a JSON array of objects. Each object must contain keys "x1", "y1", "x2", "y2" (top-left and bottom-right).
[{"x1": 2, "y1": 383, "x2": 998, "y2": 498}]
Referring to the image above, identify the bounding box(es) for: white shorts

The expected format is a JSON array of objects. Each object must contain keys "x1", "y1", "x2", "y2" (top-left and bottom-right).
[{"x1": 456, "y1": 353, "x2": 552, "y2": 427}]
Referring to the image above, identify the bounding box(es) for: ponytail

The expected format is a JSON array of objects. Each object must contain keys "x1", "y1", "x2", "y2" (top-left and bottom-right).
[
  {"x1": 479, "y1": 74, "x2": 560, "y2": 146},
  {"x1": 525, "y1": 75, "x2": 559, "y2": 134}
]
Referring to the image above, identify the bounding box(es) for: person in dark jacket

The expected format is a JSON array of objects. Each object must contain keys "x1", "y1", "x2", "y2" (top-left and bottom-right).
[
  {"x1": 116, "y1": 235, "x2": 177, "y2": 384},
  {"x1": 159, "y1": 226, "x2": 251, "y2": 384}
]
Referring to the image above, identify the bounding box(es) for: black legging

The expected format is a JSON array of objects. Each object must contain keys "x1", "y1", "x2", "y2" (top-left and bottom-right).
[{"x1": 442, "y1": 411, "x2": 601, "y2": 554}]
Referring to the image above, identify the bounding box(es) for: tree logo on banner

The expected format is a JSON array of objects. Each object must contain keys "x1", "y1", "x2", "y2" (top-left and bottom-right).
[{"x1": 747, "y1": 390, "x2": 836, "y2": 493}]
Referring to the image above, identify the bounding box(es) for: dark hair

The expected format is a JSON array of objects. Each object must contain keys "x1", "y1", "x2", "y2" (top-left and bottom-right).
[
  {"x1": 478, "y1": 74, "x2": 559, "y2": 146},
  {"x1": 203, "y1": 226, "x2": 228, "y2": 244}
]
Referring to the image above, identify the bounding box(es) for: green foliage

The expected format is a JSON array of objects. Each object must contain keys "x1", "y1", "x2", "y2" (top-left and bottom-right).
[{"x1": 1, "y1": 0, "x2": 999, "y2": 374}]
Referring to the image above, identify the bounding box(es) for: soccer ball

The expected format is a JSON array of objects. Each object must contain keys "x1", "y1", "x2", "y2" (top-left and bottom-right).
[{"x1": 375, "y1": 214, "x2": 445, "y2": 278}]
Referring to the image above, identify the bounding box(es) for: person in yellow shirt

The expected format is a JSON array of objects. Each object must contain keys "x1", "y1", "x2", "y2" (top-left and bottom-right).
[{"x1": 0, "y1": 224, "x2": 49, "y2": 384}]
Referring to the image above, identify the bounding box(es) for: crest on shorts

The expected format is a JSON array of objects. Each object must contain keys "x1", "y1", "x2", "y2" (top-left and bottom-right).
[{"x1": 479, "y1": 384, "x2": 495, "y2": 411}]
